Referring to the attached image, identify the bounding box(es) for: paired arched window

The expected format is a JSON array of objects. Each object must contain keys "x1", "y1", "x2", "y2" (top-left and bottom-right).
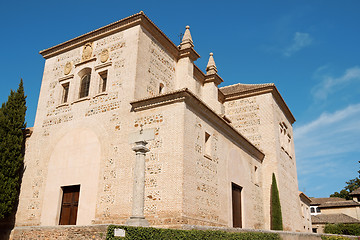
[{"x1": 79, "y1": 68, "x2": 91, "y2": 98}]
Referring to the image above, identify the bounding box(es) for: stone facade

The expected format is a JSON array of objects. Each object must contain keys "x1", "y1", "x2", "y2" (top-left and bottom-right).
[
  {"x1": 299, "y1": 192, "x2": 312, "y2": 232},
  {"x1": 13, "y1": 12, "x2": 304, "y2": 232}
]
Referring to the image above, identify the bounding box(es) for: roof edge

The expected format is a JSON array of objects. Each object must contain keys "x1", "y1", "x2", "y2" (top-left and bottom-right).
[{"x1": 39, "y1": 11, "x2": 179, "y2": 60}]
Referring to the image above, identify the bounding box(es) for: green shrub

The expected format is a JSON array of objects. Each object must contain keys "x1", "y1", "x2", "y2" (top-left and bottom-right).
[
  {"x1": 107, "y1": 225, "x2": 281, "y2": 240},
  {"x1": 270, "y1": 173, "x2": 283, "y2": 230},
  {"x1": 321, "y1": 236, "x2": 352, "y2": 240},
  {"x1": 324, "y1": 223, "x2": 360, "y2": 236}
]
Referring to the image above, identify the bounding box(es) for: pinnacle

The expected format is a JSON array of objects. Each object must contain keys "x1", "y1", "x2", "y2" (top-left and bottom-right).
[
  {"x1": 206, "y1": 52, "x2": 217, "y2": 74},
  {"x1": 180, "y1": 25, "x2": 193, "y2": 49}
]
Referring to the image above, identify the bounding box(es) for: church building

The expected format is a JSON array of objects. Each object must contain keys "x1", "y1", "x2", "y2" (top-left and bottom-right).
[{"x1": 15, "y1": 12, "x2": 306, "y2": 232}]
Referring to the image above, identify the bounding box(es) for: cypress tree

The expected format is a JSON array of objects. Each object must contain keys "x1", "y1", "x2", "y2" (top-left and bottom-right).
[
  {"x1": 0, "y1": 79, "x2": 27, "y2": 219},
  {"x1": 270, "y1": 173, "x2": 283, "y2": 230}
]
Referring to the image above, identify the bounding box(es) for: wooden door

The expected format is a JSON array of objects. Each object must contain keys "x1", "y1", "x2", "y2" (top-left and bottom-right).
[
  {"x1": 59, "y1": 185, "x2": 80, "y2": 225},
  {"x1": 232, "y1": 183, "x2": 242, "y2": 228}
]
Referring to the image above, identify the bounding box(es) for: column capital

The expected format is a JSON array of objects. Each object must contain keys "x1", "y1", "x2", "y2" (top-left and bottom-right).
[{"x1": 132, "y1": 141, "x2": 150, "y2": 154}]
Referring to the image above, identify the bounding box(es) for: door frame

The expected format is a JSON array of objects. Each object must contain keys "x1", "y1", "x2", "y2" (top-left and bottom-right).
[{"x1": 231, "y1": 182, "x2": 243, "y2": 228}]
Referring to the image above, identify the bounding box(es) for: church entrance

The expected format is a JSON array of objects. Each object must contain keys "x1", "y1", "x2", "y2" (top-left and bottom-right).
[
  {"x1": 59, "y1": 185, "x2": 80, "y2": 225},
  {"x1": 232, "y1": 183, "x2": 242, "y2": 228}
]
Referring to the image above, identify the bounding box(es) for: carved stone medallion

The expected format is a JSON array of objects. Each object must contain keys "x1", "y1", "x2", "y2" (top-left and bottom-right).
[
  {"x1": 64, "y1": 62, "x2": 72, "y2": 75},
  {"x1": 82, "y1": 43, "x2": 93, "y2": 61},
  {"x1": 100, "y1": 49, "x2": 109, "y2": 63}
]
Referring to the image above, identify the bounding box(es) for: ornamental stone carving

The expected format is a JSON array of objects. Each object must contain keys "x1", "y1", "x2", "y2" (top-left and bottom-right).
[
  {"x1": 64, "y1": 62, "x2": 72, "y2": 75},
  {"x1": 100, "y1": 49, "x2": 109, "y2": 63},
  {"x1": 82, "y1": 43, "x2": 93, "y2": 61}
]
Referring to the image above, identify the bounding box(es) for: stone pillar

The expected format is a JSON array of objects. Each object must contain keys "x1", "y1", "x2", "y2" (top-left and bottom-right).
[{"x1": 126, "y1": 140, "x2": 150, "y2": 226}]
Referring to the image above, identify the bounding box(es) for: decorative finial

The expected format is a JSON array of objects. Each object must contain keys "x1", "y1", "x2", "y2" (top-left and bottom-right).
[
  {"x1": 139, "y1": 11, "x2": 144, "y2": 14},
  {"x1": 180, "y1": 25, "x2": 194, "y2": 49},
  {"x1": 206, "y1": 52, "x2": 217, "y2": 75}
]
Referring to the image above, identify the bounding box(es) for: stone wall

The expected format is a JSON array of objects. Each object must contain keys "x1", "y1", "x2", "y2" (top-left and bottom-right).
[
  {"x1": 8, "y1": 224, "x2": 359, "y2": 240},
  {"x1": 9, "y1": 225, "x2": 108, "y2": 240},
  {"x1": 182, "y1": 103, "x2": 264, "y2": 229},
  {"x1": 224, "y1": 93, "x2": 304, "y2": 232},
  {"x1": 15, "y1": 25, "x2": 140, "y2": 227}
]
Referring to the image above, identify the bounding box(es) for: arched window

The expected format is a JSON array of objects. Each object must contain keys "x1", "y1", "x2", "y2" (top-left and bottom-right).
[{"x1": 79, "y1": 69, "x2": 91, "y2": 98}]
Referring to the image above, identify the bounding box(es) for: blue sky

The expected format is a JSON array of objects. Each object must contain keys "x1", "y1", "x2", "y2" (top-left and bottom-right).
[{"x1": 0, "y1": 1, "x2": 359, "y2": 198}]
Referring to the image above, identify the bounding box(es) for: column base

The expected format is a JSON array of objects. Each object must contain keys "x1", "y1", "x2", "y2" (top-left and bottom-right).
[{"x1": 126, "y1": 216, "x2": 149, "y2": 227}]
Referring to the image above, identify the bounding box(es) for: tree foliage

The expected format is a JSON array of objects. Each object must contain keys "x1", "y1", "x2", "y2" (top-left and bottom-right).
[
  {"x1": 0, "y1": 79, "x2": 27, "y2": 219},
  {"x1": 330, "y1": 161, "x2": 360, "y2": 200},
  {"x1": 270, "y1": 173, "x2": 283, "y2": 230}
]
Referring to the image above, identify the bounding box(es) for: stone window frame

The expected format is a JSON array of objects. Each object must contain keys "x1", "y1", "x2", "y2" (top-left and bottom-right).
[
  {"x1": 94, "y1": 62, "x2": 112, "y2": 98},
  {"x1": 79, "y1": 71, "x2": 91, "y2": 98},
  {"x1": 98, "y1": 70, "x2": 108, "y2": 93},
  {"x1": 70, "y1": 67, "x2": 92, "y2": 104},
  {"x1": 57, "y1": 75, "x2": 73, "y2": 107},
  {"x1": 61, "y1": 82, "x2": 70, "y2": 104}
]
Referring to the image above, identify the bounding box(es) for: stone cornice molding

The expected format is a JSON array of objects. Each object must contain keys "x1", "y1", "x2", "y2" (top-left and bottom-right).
[
  {"x1": 130, "y1": 89, "x2": 265, "y2": 162},
  {"x1": 40, "y1": 11, "x2": 180, "y2": 60},
  {"x1": 94, "y1": 62, "x2": 112, "y2": 71},
  {"x1": 58, "y1": 74, "x2": 74, "y2": 83},
  {"x1": 74, "y1": 57, "x2": 96, "y2": 67},
  {"x1": 221, "y1": 85, "x2": 295, "y2": 124},
  {"x1": 204, "y1": 73, "x2": 223, "y2": 86},
  {"x1": 178, "y1": 47, "x2": 200, "y2": 62},
  {"x1": 218, "y1": 89, "x2": 225, "y2": 103},
  {"x1": 299, "y1": 192, "x2": 312, "y2": 204}
]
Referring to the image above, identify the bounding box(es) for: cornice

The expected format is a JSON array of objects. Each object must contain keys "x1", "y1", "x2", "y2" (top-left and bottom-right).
[
  {"x1": 222, "y1": 85, "x2": 295, "y2": 124},
  {"x1": 74, "y1": 57, "x2": 96, "y2": 67},
  {"x1": 204, "y1": 73, "x2": 223, "y2": 86},
  {"x1": 94, "y1": 62, "x2": 112, "y2": 71},
  {"x1": 299, "y1": 192, "x2": 312, "y2": 204},
  {"x1": 179, "y1": 47, "x2": 200, "y2": 62},
  {"x1": 58, "y1": 74, "x2": 74, "y2": 83},
  {"x1": 130, "y1": 89, "x2": 265, "y2": 162},
  {"x1": 218, "y1": 89, "x2": 225, "y2": 103},
  {"x1": 39, "y1": 12, "x2": 180, "y2": 60}
]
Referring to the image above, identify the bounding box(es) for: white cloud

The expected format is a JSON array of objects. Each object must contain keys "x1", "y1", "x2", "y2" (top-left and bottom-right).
[
  {"x1": 294, "y1": 103, "x2": 360, "y2": 139},
  {"x1": 311, "y1": 66, "x2": 360, "y2": 100},
  {"x1": 294, "y1": 104, "x2": 360, "y2": 196},
  {"x1": 283, "y1": 32, "x2": 312, "y2": 57}
]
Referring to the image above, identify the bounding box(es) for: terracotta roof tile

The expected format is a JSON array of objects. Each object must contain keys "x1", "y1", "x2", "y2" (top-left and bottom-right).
[
  {"x1": 320, "y1": 200, "x2": 360, "y2": 208},
  {"x1": 312, "y1": 214, "x2": 360, "y2": 224},
  {"x1": 310, "y1": 197, "x2": 344, "y2": 206},
  {"x1": 350, "y1": 187, "x2": 360, "y2": 195},
  {"x1": 220, "y1": 83, "x2": 275, "y2": 95},
  {"x1": 311, "y1": 197, "x2": 360, "y2": 208}
]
